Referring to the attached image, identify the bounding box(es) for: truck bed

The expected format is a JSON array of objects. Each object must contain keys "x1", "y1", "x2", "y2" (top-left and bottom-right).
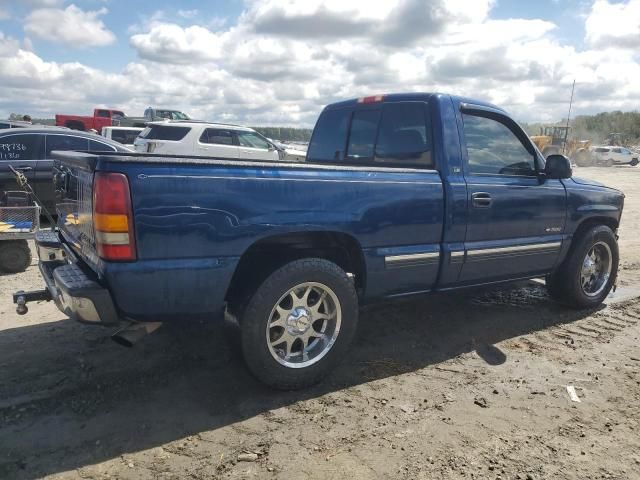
[{"x1": 53, "y1": 151, "x2": 445, "y2": 320}]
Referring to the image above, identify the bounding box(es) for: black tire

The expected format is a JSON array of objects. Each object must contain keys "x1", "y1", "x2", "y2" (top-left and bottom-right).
[
  {"x1": 0, "y1": 240, "x2": 32, "y2": 273},
  {"x1": 546, "y1": 225, "x2": 618, "y2": 308},
  {"x1": 239, "y1": 258, "x2": 358, "y2": 390}
]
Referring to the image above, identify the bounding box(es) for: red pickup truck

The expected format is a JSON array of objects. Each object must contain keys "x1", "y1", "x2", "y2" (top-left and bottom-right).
[{"x1": 55, "y1": 108, "x2": 125, "y2": 131}]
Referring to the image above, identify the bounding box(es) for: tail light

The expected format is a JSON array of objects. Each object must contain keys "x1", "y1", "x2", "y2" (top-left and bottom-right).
[{"x1": 93, "y1": 172, "x2": 136, "y2": 261}]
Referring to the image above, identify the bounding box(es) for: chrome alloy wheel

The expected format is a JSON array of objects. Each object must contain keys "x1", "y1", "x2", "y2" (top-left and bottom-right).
[
  {"x1": 580, "y1": 241, "x2": 612, "y2": 297},
  {"x1": 266, "y1": 282, "x2": 342, "y2": 369}
]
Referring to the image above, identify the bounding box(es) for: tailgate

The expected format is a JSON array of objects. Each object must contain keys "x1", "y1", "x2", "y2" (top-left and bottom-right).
[{"x1": 52, "y1": 151, "x2": 101, "y2": 269}]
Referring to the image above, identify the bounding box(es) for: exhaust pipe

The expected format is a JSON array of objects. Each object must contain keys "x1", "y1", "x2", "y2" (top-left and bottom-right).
[{"x1": 111, "y1": 322, "x2": 162, "y2": 347}]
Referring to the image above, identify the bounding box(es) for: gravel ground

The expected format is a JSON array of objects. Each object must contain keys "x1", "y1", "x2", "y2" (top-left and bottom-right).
[{"x1": 1, "y1": 166, "x2": 640, "y2": 480}]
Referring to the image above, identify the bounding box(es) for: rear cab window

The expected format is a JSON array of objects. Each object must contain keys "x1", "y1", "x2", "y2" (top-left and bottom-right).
[
  {"x1": 307, "y1": 108, "x2": 351, "y2": 163},
  {"x1": 139, "y1": 125, "x2": 191, "y2": 141},
  {"x1": 347, "y1": 110, "x2": 380, "y2": 161},
  {"x1": 307, "y1": 101, "x2": 433, "y2": 168}
]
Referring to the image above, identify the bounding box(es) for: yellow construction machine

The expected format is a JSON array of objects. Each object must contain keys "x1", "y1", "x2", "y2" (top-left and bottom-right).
[{"x1": 530, "y1": 126, "x2": 592, "y2": 166}]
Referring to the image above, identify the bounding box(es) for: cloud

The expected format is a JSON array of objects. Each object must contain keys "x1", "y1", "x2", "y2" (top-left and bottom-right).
[
  {"x1": 22, "y1": 0, "x2": 62, "y2": 6},
  {"x1": 244, "y1": 0, "x2": 494, "y2": 47},
  {"x1": 178, "y1": 9, "x2": 198, "y2": 19},
  {"x1": 130, "y1": 23, "x2": 227, "y2": 64},
  {"x1": 2, "y1": 0, "x2": 640, "y2": 126},
  {"x1": 585, "y1": 0, "x2": 640, "y2": 49},
  {"x1": 24, "y1": 4, "x2": 116, "y2": 48}
]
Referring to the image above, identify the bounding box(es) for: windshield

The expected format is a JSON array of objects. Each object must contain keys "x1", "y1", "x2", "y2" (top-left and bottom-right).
[{"x1": 155, "y1": 110, "x2": 190, "y2": 120}]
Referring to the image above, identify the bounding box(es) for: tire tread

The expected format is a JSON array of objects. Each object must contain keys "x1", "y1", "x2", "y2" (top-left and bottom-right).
[{"x1": 239, "y1": 258, "x2": 358, "y2": 390}]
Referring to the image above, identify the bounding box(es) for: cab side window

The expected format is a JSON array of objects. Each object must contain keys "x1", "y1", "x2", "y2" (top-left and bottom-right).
[{"x1": 462, "y1": 113, "x2": 536, "y2": 176}]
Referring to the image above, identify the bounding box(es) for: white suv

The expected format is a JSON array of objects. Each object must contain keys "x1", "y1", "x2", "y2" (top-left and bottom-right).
[
  {"x1": 133, "y1": 121, "x2": 305, "y2": 161},
  {"x1": 590, "y1": 146, "x2": 639, "y2": 166}
]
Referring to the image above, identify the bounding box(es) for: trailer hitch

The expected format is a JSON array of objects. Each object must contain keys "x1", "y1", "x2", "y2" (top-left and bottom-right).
[{"x1": 13, "y1": 289, "x2": 52, "y2": 315}]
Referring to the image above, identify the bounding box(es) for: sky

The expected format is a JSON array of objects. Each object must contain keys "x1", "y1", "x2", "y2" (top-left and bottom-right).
[{"x1": 0, "y1": 0, "x2": 639, "y2": 126}]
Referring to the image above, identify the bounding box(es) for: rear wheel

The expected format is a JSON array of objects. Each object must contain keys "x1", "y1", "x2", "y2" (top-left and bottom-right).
[
  {"x1": 239, "y1": 258, "x2": 358, "y2": 390},
  {"x1": 0, "y1": 240, "x2": 32, "y2": 273},
  {"x1": 546, "y1": 225, "x2": 618, "y2": 308}
]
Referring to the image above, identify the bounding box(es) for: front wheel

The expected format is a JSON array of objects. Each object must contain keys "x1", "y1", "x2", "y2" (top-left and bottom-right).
[
  {"x1": 546, "y1": 225, "x2": 618, "y2": 308},
  {"x1": 239, "y1": 259, "x2": 358, "y2": 390}
]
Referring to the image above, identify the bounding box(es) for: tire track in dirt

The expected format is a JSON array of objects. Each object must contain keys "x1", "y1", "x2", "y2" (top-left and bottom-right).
[{"x1": 503, "y1": 295, "x2": 640, "y2": 359}]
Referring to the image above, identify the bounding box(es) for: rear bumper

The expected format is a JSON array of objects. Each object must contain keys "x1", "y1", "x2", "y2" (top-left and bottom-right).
[
  {"x1": 25, "y1": 230, "x2": 234, "y2": 323},
  {"x1": 40, "y1": 261, "x2": 119, "y2": 325},
  {"x1": 29, "y1": 230, "x2": 119, "y2": 325}
]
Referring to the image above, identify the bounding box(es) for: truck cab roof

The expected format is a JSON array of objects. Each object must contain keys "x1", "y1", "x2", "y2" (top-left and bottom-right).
[{"x1": 323, "y1": 92, "x2": 504, "y2": 113}]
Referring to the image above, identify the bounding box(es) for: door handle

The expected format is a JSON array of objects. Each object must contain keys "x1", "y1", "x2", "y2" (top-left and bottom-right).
[
  {"x1": 14, "y1": 166, "x2": 33, "y2": 171},
  {"x1": 471, "y1": 192, "x2": 492, "y2": 208}
]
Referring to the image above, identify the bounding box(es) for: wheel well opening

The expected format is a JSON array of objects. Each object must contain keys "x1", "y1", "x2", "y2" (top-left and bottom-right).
[
  {"x1": 574, "y1": 217, "x2": 618, "y2": 238},
  {"x1": 568, "y1": 217, "x2": 619, "y2": 257},
  {"x1": 225, "y1": 231, "x2": 366, "y2": 308}
]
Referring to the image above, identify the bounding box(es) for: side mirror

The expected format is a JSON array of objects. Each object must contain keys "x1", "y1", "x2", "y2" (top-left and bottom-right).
[{"x1": 544, "y1": 154, "x2": 572, "y2": 179}]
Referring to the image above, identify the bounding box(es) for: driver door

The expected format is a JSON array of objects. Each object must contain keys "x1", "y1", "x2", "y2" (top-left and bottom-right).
[{"x1": 458, "y1": 108, "x2": 567, "y2": 284}]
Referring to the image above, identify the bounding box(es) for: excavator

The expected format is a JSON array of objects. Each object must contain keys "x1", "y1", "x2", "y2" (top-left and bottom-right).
[{"x1": 530, "y1": 125, "x2": 592, "y2": 166}]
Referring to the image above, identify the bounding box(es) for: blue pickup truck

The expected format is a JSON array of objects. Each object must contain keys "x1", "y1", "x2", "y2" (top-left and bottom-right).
[{"x1": 14, "y1": 93, "x2": 624, "y2": 389}]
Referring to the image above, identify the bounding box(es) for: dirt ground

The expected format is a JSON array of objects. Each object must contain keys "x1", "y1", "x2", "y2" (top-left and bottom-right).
[{"x1": 1, "y1": 166, "x2": 640, "y2": 480}]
